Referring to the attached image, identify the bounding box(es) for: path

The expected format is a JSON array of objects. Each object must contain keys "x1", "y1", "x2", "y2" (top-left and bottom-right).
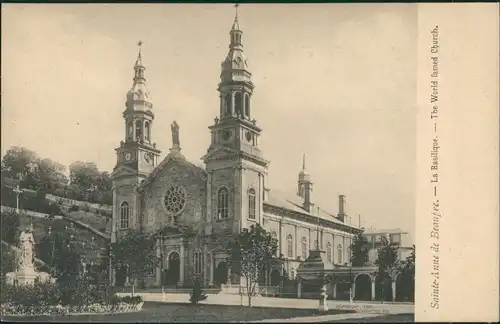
[{"x1": 1, "y1": 205, "x2": 110, "y2": 240}]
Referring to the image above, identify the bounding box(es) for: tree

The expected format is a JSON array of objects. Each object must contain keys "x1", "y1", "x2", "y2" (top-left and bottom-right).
[
  {"x1": 226, "y1": 224, "x2": 278, "y2": 307},
  {"x1": 349, "y1": 232, "x2": 370, "y2": 267},
  {"x1": 69, "y1": 161, "x2": 101, "y2": 194},
  {"x1": 374, "y1": 236, "x2": 399, "y2": 301},
  {"x1": 396, "y1": 245, "x2": 415, "y2": 301},
  {"x1": 1, "y1": 210, "x2": 21, "y2": 245},
  {"x1": 110, "y1": 229, "x2": 160, "y2": 289},
  {"x1": 37, "y1": 158, "x2": 69, "y2": 192},
  {"x1": 1, "y1": 146, "x2": 39, "y2": 183}
]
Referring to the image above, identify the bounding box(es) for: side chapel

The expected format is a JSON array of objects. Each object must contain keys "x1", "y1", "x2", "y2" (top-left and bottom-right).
[{"x1": 110, "y1": 9, "x2": 362, "y2": 289}]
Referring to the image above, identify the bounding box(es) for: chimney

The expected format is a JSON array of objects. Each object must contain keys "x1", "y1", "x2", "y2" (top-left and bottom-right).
[{"x1": 338, "y1": 194, "x2": 346, "y2": 222}]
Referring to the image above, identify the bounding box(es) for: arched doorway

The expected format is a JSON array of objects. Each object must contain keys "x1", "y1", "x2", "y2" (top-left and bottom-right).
[
  {"x1": 258, "y1": 267, "x2": 267, "y2": 286},
  {"x1": 115, "y1": 265, "x2": 127, "y2": 287},
  {"x1": 354, "y1": 274, "x2": 372, "y2": 301},
  {"x1": 270, "y1": 269, "x2": 281, "y2": 286},
  {"x1": 215, "y1": 261, "x2": 228, "y2": 286},
  {"x1": 375, "y1": 274, "x2": 393, "y2": 302},
  {"x1": 166, "y1": 252, "x2": 180, "y2": 286},
  {"x1": 395, "y1": 273, "x2": 414, "y2": 302}
]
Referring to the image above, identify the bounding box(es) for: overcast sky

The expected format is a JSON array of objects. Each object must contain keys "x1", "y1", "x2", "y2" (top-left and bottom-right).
[{"x1": 1, "y1": 3, "x2": 416, "y2": 236}]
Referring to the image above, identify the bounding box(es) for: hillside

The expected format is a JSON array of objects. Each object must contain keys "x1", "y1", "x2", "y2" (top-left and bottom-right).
[
  {"x1": 65, "y1": 210, "x2": 111, "y2": 235},
  {"x1": 13, "y1": 210, "x2": 109, "y2": 263}
]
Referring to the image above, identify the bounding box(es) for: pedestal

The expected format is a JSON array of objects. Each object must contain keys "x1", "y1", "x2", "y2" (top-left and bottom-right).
[{"x1": 6, "y1": 268, "x2": 53, "y2": 286}]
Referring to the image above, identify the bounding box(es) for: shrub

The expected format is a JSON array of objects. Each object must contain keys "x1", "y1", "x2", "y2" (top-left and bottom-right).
[
  {"x1": 189, "y1": 278, "x2": 207, "y2": 304},
  {"x1": 0, "y1": 281, "x2": 58, "y2": 307},
  {"x1": 81, "y1": 204, "x2": 91, "y2": 213},
  {"x1": 69, "y1": 205, "x2": 79, "y2": 212}
]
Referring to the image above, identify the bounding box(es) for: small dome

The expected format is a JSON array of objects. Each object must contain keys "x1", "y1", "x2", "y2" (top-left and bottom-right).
[{"x1": 127, "y1": 82, "x2": 151, "y2": 102}]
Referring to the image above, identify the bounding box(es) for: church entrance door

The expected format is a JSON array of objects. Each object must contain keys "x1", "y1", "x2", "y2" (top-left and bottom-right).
[
  {"x1": 115, "y1": 265, "x2": 127, "y2": 287},
  {"x1": 215, "y1": 261, "x2": 228, "y2": 286},
  {"x1": 166, "y1": 252, "x2": 180, "y2": 286},
  {"x1": 270, "y1": 269, "x2": 281, "y2": 286}
]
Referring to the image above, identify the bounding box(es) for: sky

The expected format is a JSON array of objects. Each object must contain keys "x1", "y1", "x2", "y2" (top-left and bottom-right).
[{"x1": 1, "y1": 3, "x2": 417, "y2": 236}]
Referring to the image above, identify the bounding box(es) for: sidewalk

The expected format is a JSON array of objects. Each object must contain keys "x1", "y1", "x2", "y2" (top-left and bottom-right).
[
  {"x1": 117, "y1": 291, "x2": 414, "y2": 315},
  {"x1": 247, "y1": 312, "x2": 384, "y2": 323}
]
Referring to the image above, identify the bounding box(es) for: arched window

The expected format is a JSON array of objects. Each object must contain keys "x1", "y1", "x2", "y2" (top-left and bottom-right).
[
  {"x1": 217, "y1": 187, "x2": 230, "y2": 219},
  {"x1": 224, "y1": 93, "x2": 232, "y2": 116},
  {"x1": 290, "y1": 268, "x2": 295, "y2": 280},
  {"x1": 271, "y1": 231, "x2": 279, "y2": 257},
  {"x1": 248, "y1": 188, "x2": 256, "y2": 219},
  {"x1": 244, "y1": 94, "x2": 250, "y2": 117},
  {"x1": 193, "y1": 249, "x2": 203, "y2": 275},
  {"x1": 287, "y1": 234, "x2": 293, "y2": 258},
  {"x1": 337, "y1": 244, "x2": 343, "y2": 264},
  {"x1": 301, "y1": 237, "x2": 307, "y2": 260},
  {"x1": 127, "y1": 122, "x2": 133, "y2": 139},
  {"x1": 314, "y1": 240, "x2": 319, "y2": 249},
  {"x1": 135, "y1": 120, "x2": 142, "y2": 141},
  {"x1": 326, "y1": 242, "x2": 332, "y2": 263},
  {"x1": 144, "y1": 121, "x2": 150, "y2": 142},
  {"x1": 234, "y1": 92, "x2": 242, "y2": 116},
  {"x1": 120, "y1": 201, "x2": 130, "y2": 229}
]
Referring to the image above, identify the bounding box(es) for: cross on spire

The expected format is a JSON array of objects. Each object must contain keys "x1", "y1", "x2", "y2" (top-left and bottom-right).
[
  {"x1": 234, "y1": 3, "x2": 239, "y2": 21},
  {"x1": 137, "y1": 40, "x2": 143, "y2": 57}
]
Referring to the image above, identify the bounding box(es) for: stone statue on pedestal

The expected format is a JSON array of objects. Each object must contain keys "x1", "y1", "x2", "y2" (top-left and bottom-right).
[
  {"x1": 171, "y1": 121, "x2": 180, "y2": 147},
  {"x1": 5, "y1": 224, "x2": 54, "y2": 286},
  {"x1": 18, "y1": 225, "x2": 35, "y2": 271}
]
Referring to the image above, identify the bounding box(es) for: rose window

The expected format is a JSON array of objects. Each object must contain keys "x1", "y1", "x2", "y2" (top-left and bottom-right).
[{"x1": 164, "y1": 184, "x2": 187, "y2": 216}]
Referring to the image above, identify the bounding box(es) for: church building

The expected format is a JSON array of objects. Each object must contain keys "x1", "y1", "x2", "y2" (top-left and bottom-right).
[{"x1": 110, "y1": 9, "x2": 362, "y2": 290}]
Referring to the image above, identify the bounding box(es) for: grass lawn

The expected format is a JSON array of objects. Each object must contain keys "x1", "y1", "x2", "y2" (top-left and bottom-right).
[
  {"x1": 327, "y1": 313, "x2": 415, "y2": 323},
  {"x1": 2, "y1": 301, "x2": 356, "y2": 322}
]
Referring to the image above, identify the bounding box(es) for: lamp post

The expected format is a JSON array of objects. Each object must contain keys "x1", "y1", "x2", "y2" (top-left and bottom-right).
[
  {"x1": 348, "y1": 262, "x2": 353, "y2": 303},
  {"x1": 47, "y1": 225, "x2": 56, "y2": 275}
]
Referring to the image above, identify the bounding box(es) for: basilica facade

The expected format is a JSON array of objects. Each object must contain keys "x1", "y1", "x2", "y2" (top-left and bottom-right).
[{"x1": 110, "y1": 11, "x2": 362, "y2": 289}]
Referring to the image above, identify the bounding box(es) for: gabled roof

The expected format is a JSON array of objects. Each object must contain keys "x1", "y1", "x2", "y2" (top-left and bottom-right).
[
  {"x1": 264, "y1": 189, "x2": 360, "y2": 230},
  {"x1": 138, "y1": 151, "x2": 206, "y2": 192},
  {"x1": 363, "y1": 228, "x2": 407, "y2": 235}
]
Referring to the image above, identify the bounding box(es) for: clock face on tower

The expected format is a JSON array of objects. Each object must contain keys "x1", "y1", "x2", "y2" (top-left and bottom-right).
[{"x1": 124, "y1": 152, "x2": 132, "y2": 161}]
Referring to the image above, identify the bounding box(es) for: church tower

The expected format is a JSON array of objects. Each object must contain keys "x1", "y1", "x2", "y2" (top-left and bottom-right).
[
  {"x1": 298, "y1": 155, "x2": 313, "y2": 212},
  {"x1": 202, "y1": 6, "x2": 269, "y2": 236},
  {"x1": 111, "y1": 42, "x2": 161, "y2": 235}
]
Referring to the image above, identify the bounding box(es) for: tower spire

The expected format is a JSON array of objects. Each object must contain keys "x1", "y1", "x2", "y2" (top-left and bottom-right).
[
  {"x1": 133, "y1": 40, "x2": 145, "y2": 83},
  {"x1": 137, "y1": 40, "x2": 143, "y2": 60},
  {"x1": 302, "y1": 154, "x2": 306, "y2": 171},
  {"x1": 234, "y1": 3, "x2": 239, "y2": 22}
]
